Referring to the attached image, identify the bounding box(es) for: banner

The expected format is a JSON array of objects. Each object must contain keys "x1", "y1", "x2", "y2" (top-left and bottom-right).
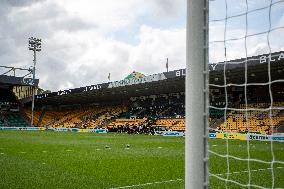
[
  {"x1": 34, "y1": 51, "x2": 284, "y2": 100},
  {"x1": 86, "y1": 128, "x2": 108, "y2": 133},
  {"x1": 153, "y1": 131, "x2": 185, "y2": 137},
  {"x1": 247, "y1": 134, "x2": 284, "y2": 141},
  {"x1": 0, "y1": 75, "x2": 39, "y2": 86},
  {"x1": 0, "y1": 127, "x2": 44, "y2": 131},
  {"x1": 211, "y1": 132, "x2": 284, "y2": 142},
  {"x1": 47, "y1": 128, "x2": 79, "y2": 132},
  {"x1": 215, "y1": 133, "x2": 247, "y2": 140},
  {"x1": 47, "y1": 127, "x2": 108, "y2": 133},
  {"x1": 0, "y1": 127, "x2": 108, "y2": 133},
  {"x1": 209, "y1": 133, "x2": 217, "y2": 139}
]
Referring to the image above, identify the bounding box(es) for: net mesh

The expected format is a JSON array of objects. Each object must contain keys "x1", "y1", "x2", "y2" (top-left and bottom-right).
[{"x1": 208, "y1": 0, "x2": 284, "y2": 188}]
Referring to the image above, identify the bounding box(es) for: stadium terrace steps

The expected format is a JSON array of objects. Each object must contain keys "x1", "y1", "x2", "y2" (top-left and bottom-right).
[
  {"x1": 218, "y1": 103, "x2": 284, "y2": 134},
  {"x1": 275, "y1": 121, "x2": 284, "y2": 133},
  {"x1": 24, "y1": 105, "x2": 128, "y2": 129},
  {"x1": 154, "y1": 118, "x2": 185, "y2": 131},
  {"x1": 84, "y1": 106, "x2": 127, "y2": 128},
  {"x1": 158, "y1": 107, "x2": 172, "y2": 117},
  {"x1": 132, "y1": 108, "x2": 146, "y2": 117},
  {"x1": 108, "y1": 118, "x2": 148, "y2": 128},
  {"x1": 37, "y1": 109, "x2": 46, "y2": 127}
]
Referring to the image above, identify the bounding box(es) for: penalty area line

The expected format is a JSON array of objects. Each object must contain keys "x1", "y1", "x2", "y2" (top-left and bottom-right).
[{"x1": 109, "y1": 178, "x2": 183, "y2": 189}]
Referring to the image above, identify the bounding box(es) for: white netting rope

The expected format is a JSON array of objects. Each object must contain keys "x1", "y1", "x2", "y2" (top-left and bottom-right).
[
  {"x1": 208, "y1": 0, "x2": 284, "y2": 188},
  {"x1": 267, "y1": 1, "x2": 275, "y2": 188}
]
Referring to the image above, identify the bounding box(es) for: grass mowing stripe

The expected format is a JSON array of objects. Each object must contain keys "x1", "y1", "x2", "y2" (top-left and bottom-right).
[
  {"x1": 0, "y1": 131, "x2": 283, "y2": 188},
  {"x1": 109, "y1": 178, "x2": 183, "y2": 189},
  {"x1": 0, "y1": 131, "x2": 185, "y2": 189}
]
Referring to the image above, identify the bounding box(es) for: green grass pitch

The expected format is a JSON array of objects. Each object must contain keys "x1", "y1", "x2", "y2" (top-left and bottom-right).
[{"x1": 0, "y1": 131, "x2": 283, "y2": 189}]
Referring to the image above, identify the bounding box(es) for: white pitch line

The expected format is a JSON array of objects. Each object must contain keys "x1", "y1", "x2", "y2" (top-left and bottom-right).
[
  {"x1": 212, "y1": 167, "x2": 284, "y2": 176},
  {"x1": 109, "y1": 178, "x2": 183, "y2": 189}
]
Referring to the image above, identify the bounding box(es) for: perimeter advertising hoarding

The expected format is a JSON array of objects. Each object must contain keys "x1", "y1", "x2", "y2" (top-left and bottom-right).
[
  {"x1": 212, "y1": 133, "x2": 284, "y2": 142},
  {"x1": 248, "y1": 134, "x2": 284, "y2": 141},
  {"x1": 47, "y1": 128, "x2": 108, "y2": 133},
  {"x1": 0, "y1": 127, "x2": 108, "y2": 133},
  {"x1": 0, "y1": 127, "x2": 283, "y2": 141},
  {"x1": 0, "y1": 127, "x2": 44, "y2": 131},
  {"x1": 155, "y1": 131, "x2": 185, "y2": 136},
  {"x1": 216, "y1": 133, "x2": 247, "y2": 140}
]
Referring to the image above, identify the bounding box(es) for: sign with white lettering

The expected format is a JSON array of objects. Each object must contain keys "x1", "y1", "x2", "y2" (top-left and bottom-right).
[
  {"x1": 108, "y1": 73, "x2": 167, "y2": 88},
  {"x1": 259, "y1": 52, "x2": 284, "y2": 64},
  {"x1": 34, "y1": 51, "x2": 284, "y2": 100},
  {"x1": 0, "y1": 75, "x2": 39, "y2": 86}
]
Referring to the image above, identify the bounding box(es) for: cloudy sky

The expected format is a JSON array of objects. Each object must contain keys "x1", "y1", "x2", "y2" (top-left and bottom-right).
[{"x1": 0, "y1": 0, "x2": 283, "y2": 91}]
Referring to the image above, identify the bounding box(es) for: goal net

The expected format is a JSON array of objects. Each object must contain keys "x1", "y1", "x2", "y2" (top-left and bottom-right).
[
  {"x1": 209, "y1": 0, "x2": 284, "y2": 188},
  {"x1": 186, "y1": 0, "x2": 284, "y2": 188}
]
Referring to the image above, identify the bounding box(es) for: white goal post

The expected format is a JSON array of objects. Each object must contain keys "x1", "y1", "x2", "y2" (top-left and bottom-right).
[
  {"x1": 186, "y1": 0, "x2": 209, "y2": 188},
  {"x1": 186, "y1": 0, "x2": 284, "y2": 188}
]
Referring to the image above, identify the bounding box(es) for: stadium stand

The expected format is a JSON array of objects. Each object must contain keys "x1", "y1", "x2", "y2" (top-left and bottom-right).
[
  {"x1": 1, "y1": 52, "x2": 283, "y2": 135},
  {"x1": 23, "y1": 93, "x2": 186, "y2": 131},
  {"x1": 23, "y1": 105, "x2": 128, "y2": 129},
  {"x1": 0, "y1": 86, "x2": 29, "y2": 127},
  {"x1": 22, "y1": 93, "x2": 284, "y2": 134}
]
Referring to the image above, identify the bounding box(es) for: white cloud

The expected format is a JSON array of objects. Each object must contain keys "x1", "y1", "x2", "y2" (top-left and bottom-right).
[
  {"x1": 209, "y1": 1, "x2": 284, "y2": 63},
  {"x1": 1, "y1": 0, "x2": 283, "y2": 92},
  {"x1": 0, "y1": 0, "x2": 186, "y2": 92},
  {"x1": 129, "y1": 25, "x2": 185, "y2": 74},
  {"x1": 37, "y1": 25, "x2": 185, "y2": 91},
  {"x1": 55, "y1": 0, "x2": 140, "y2": 32}
]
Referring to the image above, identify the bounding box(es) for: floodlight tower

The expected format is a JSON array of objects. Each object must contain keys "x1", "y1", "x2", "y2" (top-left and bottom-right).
[{"x1": 28, "y1": 37, "x2": 41, "y2": 127}]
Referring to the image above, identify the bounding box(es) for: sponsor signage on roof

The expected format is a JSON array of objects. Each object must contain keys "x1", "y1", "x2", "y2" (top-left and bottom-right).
[
  {"x1": 209, "y1": 51, "x2": 284, "y2": 71},
  {"x1": 108, "y1": 73, "x2": 167, "y2": 88},
  {"x1": 0, "y1": 75, "x2": 39, "y2": 86},
  {"x1": 35, "y1": 51, "x2": 284, "y2": 99},
  {"x1": 259, "y1": 52, "x2": 284, "y2": 64}
]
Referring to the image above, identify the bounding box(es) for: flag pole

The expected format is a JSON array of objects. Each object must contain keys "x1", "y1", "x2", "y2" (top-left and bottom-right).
[
  {"x1": 108, "y1": 73, "x2": 111, "y2": 81},
  {"x1": 166, "y1": 58, "x2": 169, "y2": 72}
]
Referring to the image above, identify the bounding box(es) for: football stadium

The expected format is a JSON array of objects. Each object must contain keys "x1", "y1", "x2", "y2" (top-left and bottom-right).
[
  {"x1": 1, "y1": 0, "x2": 284, "y2": 189},
  {"x1": 0, "y1": 51, "x2": 284, "y2": 188}
]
